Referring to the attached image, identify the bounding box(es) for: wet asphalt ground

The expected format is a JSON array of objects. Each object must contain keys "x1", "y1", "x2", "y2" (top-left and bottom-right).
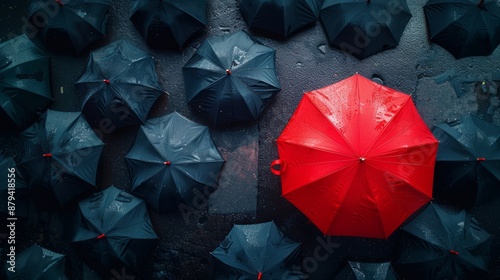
[{"x1": 1, "y1": 0, "x2": 500, "y2": 279}]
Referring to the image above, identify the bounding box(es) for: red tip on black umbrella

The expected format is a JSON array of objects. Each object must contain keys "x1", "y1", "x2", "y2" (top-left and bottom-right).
[
  {"x1": 96, "y1": 233, "x2": 106, "y2": 239},
  {"x1": 42, "y1": 153, "x2": 52, "y2": 157},
  {"x1": 257, "y1": 272, "x2": 263, "y2": 280},
  {"x1": 450, "y1": 249, "x2": 459, "y2": 255},
  {"x1": 164, "y1": 161, "x2": 171, "y2": 165},
  {"x1": 226, "y1": 69, "x2": 232, "y2": 75},
  {"x1": 477, "y1": 157, "x2": 486, "y2": 161},
  {"x1": 55, "y1": 0, "x2": 64, "y2": 6},
  {"x1": 103, "y1": 79, "x2": 110, "y2": 85}
]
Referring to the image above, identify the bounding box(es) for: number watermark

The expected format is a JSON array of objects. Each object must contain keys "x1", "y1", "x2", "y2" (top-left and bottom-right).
[{"x1": 6, "y1": 167, "x2": 16, "y2": 273}]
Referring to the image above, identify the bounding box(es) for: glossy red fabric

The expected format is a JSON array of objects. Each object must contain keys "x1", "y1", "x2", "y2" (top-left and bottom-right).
[{"x1": 274, "y1": 74, "x2": 438, "y2": 239}]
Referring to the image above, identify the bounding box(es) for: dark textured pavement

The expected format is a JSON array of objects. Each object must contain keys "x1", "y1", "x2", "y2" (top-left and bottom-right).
[{"x1": 1, "y1": 0, "x2": 500, "y2": 279}]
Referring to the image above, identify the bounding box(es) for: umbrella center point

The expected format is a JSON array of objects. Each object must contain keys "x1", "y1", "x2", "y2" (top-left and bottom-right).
[
  {"x1": 164, "y1": 161, "x2": 171, "y2": 165},
  {"x1": 42, "y1": 153, "x2": 52, "y2": 157},
  {"x1": 477, "y1": 157, "x2": 486, "y2": 161},
  {"x1": 359, "y1": 157, "x2": 366, "y2": 162},
  {"x1": 225, "y1": 69, "x2": 231, "y2": 75},
  {"x1": 450, "y1": 249, "x2": 459, "y2": 255},
  {"x1": 103, "y1": 79, "x2": 110, "y2": 84}
]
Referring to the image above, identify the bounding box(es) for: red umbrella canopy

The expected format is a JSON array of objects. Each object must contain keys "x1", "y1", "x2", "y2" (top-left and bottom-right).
[{"x1": 272, "y1": 74, "x2": 438, "y2": 239}]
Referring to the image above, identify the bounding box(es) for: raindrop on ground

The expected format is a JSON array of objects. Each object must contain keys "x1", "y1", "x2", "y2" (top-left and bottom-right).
[{"x1": 317, "y1": 44, "x2": 327, "y2": 54}]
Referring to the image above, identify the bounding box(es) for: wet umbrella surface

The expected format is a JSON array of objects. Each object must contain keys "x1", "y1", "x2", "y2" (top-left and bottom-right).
[
  {"x1": 125, "y1": 112, "x2": 225, "y2": 213},
  {"x1": 74, "y1": 39, "x2": 166, "y2": 129},
  {"x1": 71, "y1": 186, "x2": 158, "y2": 274},
  {"x1": 432, "y1": 114, "x2": 500, "y2": 208},
  {"x1": 395, "y1": 203, "x2": 491, "y2": 280},
  {"x1": 130, "y1": 0, "x2": 207, "y2": 49},
  {"x1": 2, "y1": 0, "x2": 500, "y2": 279},
  {"x1": 336, "y1": 261, "x2": 399, "y2": 280},
  {"x1": 239, "y1": 0, "x2": 321, "y2": 38},
  {"x1": 211, "y1": 221, "x2": 302, "y2": 279},
  {"x1": 0, "y1": 34, "x2": 51, "y2": 132},
  {"x1": 17, "y1": 110, "x2": 104, "y2": 208},
  {"x1": 182, "y1": 30, "x2": 281, "y2": 126},
  {"x1": 423, "y1": 0, "x2": 500, "y2": 58},
  {"x1": 319, "y1": 0, "x2": 413, "y2": 59},
  {"x1": 28, "y1": 0, "x2": 111, "y2": 55},
  {"x1": 272, "y1": 74, "x2": 438, "y2": 239},
  {"x1": 4, "y1": 244, "x2": 67, "y2": 280}
]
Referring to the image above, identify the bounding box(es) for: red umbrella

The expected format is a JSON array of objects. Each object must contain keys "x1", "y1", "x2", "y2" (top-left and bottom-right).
[{"x1": 271, "y1": 74, "x2": 438, "y2": 239}]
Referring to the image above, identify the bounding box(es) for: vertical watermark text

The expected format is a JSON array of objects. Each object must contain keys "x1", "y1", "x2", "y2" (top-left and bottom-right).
[{"x1": 6, "y1": 167, "x2": 16, "y2": 273}]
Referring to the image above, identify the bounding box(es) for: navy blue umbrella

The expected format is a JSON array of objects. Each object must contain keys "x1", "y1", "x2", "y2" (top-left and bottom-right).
[
  {"x1": 183, "y1": 30, "x2": 281, "y2": 126},
  {"x1": 212, "y1": 221, "x2": 301, "y2": 279},
  {"x1": 239, "y1": 0, "x2": 321, "y2": 38},
  {"x1": 395, "y1": 203, "x2": 490, "y2": 280},
  {"x1": 130, "y1": 0, "x2": 207, "y2": 49},
  {"x1": 28, "y1": 0, "x2": 111, "y2": 55},
  {"x1": 319, "y1": 0, "x2": 412, "y2": 59},
  {"x1": 17, "y1": 110, "x2": 104, "y2": 208},
  {"x1": 125, "y1": 112, "x2": 224, "y2": 213},
  {"x1": 424, "y1": 0, "x2": 500, "y2": 58},
  {"x1": 0, "y1": 35, "x2": 51, "y2": 132},
  {"x1": 75, "y1": 40, "x2": 166, "y2": 129},
  {"x1": 72, "y1": 186, "x2": 158, "y2": 273},
  {"x1": 4, "y1": 244, "x2": 66, "y2": 280},
  {"x1": 432, "y1": 115, "x2": 500, "y2": 208}
]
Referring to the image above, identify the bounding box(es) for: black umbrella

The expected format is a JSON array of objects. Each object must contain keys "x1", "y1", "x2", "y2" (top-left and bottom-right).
[
  {"x1": 0, "y1": 153, "x2": 29, "y2": 218},
  {"x1": 319, "y1": 0, "x2": 412, "y2": 59},
  {"x1": 72, "y1": 186, "x2": 158, "y2": 273},
  {"x1": 395, "y1": 203, "x2": 491, "y2": 280},
  {"x1": 125, "y1": 112, "x2": 224, "y2": 213},
  {"x1": 336, "y1": 261, "x2": 399, "y2": 280},
  {"x1": 0, "y1": 34, "x2": 51, "y2": 132},
  {"x1": 130, "y1": 0, "x2": 207, "y2": 49},
  {"x1": 4, "y1": 244, "x2": 66, "y2": 280},
  {"x1": 239, "y1": 0, "x2": 321, "y2": 38},
  {"x1": 211, "y1": 221, "x2": 301, "y2": 279},
  {"x1": 74, "y1": 40, "x2": 166, "y2": 129},
  {"x1": 28, "y1": 0, "x2": 111, "y2": 55},
  {"x1": 424, "y1": 0, "x2": 500, "y2": 59},
  {"x1": 182, "y1": 30, "x2": 281, "y2": 126},
  {"x1": 432, "y1": 115, "x2": 500, "y2": 208},
  {"x1": 17, "y1": 110, "x2": 104, "y2": 208}
]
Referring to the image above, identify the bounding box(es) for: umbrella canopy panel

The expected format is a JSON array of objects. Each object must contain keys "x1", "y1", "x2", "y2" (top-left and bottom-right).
[
  {"x1": 211, "y1": 221, "x2": 301, "y2": 278},
  {"x1": 239, "y1": 0, "x2": 321, "y2": 38},
  {"x1": 0, "y1": 34, "x2": 51, "y2": 132},
  {"x1": 29, "y1": 0, "x2": 111, "y2": 55},
  {"x1": 5, "y1": 244, "x2": 66, "y2": 280},
  {"x1": 336, "y1": 261, "x2": 399, "y2": 280},
  {"x1": 74, "y1": 39, "x2": 166, "y2": 129},
  {"x1": 424, "y1": 0, "x2": 500, "y2": 58},
  {"x1": 130, "y1": 0, "x2": 207, "y2": 49},
  {"x1": 125, "y1": 112, "x2": 225, "y2": 213},
  {"x1": 72, "y1": 186, "x2": 158, "y2": 272},
  {"x1": 432, "y1": 114, "x2": 500, "y2": 208},
  {"x1": 274, "y1": 74, "x2": 438, "y2": 239},
  {"x1": 183, "y1": 30, "x2": 281, "y2": 126},
  {"x1": 396, "y1": 203, "x2": 491, "y2": 280},
  {"x1": 319, "y1": 0, "x2": 412, "y2": 59},
  {"x1": 17, "y1": 110, "x2": 104, "y2": 208}
]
